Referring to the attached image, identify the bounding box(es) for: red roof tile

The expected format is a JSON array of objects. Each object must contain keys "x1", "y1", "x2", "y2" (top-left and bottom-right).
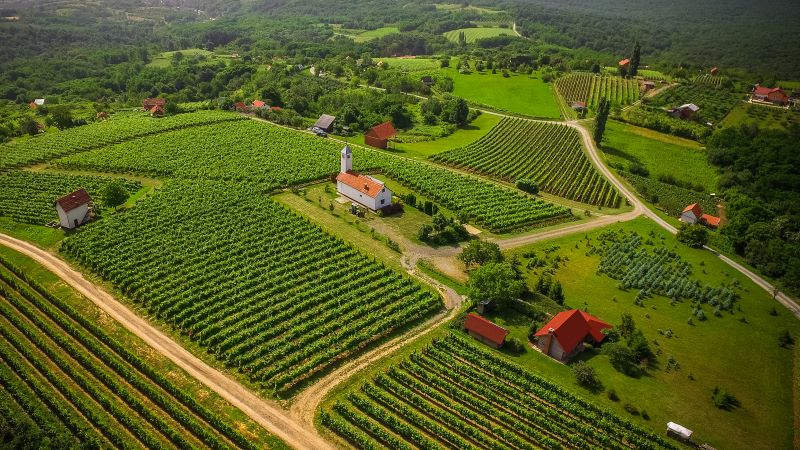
[
  {"x1": 366, "y1": 121, "x2": 397, "y2": 140},
  {"x1": 535, "y1": 309, "x2": 612, "y2": 355},
  {"x1": 701, "y1": 214, "x2": 721, "y2": 228},
  {"x1": 618, "y1": 58, "x2": 630, "y2": 66},
  {"x1": 464, "y1": 313, "x2": 509, "y2": 346},
  {"x1": 754, "y1": 86, "x2": 783, "y2": 96},
  {"x1": 252, "y1": 100, "x2": 266, "y2": 108},
  {"x1": 55, "y1": 188, "x2": 91, "y2": 213},
  {"x1": 683, "y1": 203, "x2": 703, "y2": 217},
  {"x1": 269, "y1": 106, "x2": 282, "y2": 111},
  {"x1": 336, "y1": 171, "x2": 385, "y2": 198}
]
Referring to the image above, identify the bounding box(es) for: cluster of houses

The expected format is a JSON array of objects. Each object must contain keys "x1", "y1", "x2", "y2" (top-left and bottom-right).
[{"x1": 680, "y1": 203, "x2": 721, "y2": 229}]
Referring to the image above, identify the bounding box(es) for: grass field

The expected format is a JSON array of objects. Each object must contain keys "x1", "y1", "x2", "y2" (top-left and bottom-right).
[
  {"x1": 332, "y1": 25, "x2": 399, "y2": 42},
  {"x1": 430, "y1": 66, "x2": 560, "y2": 118},
  {"x1": 146, "y1": 48, "x2": 216, "y2": 68},
  {"x1": 0, "y1": 246, "x2": 286, "y2": 449},
  {"x1": 497, "y1": 218, "x2": 800, "y2": 450},
  {"x1": 392, "y1": 113, "x2": 501, "y2": 158},
  {"x1": 377, "y1": 57, "x2": 441, "y2": 72},
  {"x1": 720, "y1": 103, "x2": 800, "y2": 131},
  {"x1": 443, "y1": 27, "x2": 515, "y2": 43},
  {"x1": 601, "y1": 120, "x2": 718, "y2": 192}
]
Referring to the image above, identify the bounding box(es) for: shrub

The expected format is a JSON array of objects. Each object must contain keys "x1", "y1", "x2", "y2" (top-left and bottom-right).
[
  {"x1": 677, "y1": 224, "x2": 709, "y2": 248},
  {"x1": 503, "y1": 337, "x2": 526, "y2": 355},
  {"x1": 515, "y1": 178, "x2": 539, "y2": 195},
  {"x1": 623, "y1": 403, "x2": 640, "y2": 415},
  {"x1": 607, "y1": 389, "x2": 619, "y2": 401},
  {"x1": 573, "y1": 361, "x2": 602, "y2": 392},
  {"x1": 778, "y1": 330, "x2": 795, "y2": 348},
  {"x1": 712, "y1": 386, "x2": 740, "y2": 410}
]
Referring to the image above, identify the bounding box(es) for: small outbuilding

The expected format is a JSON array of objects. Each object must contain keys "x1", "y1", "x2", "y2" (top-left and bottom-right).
[
  {"x1": 464, "y1": 313, "x2": 509, "y2": 349},
  {"x1": 142, "y1": 98, "x2": 166, "y2": 110},
  {"x1": 365, "y1": 121, "x2": 397, "y2": 149},
  {"x1": 234, "y1": 101, "x2": 248, "y2": 112},
  {"x1": 680, "y1": 203, "x2": 703, "y2": 224},
  {"x1": 618, "y1": 58, "x2": 630, "y2": 67},
  {"x1": 710, "y1": 67, "x2": 719, "y2": 76},
  {"x1": 535, "y1": 309, "x2": 612, "y2": 361},
  {"x1": 666, "y1": 422, "x2": 693, "y2": 443},
  {"x1": 252, "y1": 99, "x2": 267, "y2": 109},
  {"x1": 570, "y1": 101, "x2": 587, "y2": 111},
  {"x1": 149, "y1": 105, "x2": 164, "y2": 117},
  {"x1": 668, "y1": 103, "x2": 700, "y2": 119},
  {"x1": 643, "y1": 81, "x2": 656, "y2": 91},
  {"x1": 313, "y1": 114, "x2": 336, "y2": 132},
  {"x1": 54, "y1": 189, "x2": 92, "y2": 229}
]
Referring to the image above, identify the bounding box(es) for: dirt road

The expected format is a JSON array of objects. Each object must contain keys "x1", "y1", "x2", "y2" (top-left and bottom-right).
[{"x1": 0, "y1": 233, "x2": 335, "y2": 450}]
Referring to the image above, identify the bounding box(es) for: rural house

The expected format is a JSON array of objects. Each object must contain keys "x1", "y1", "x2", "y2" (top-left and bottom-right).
[
  {"x1": 149, "y1": 105, "x2": 164, "y2": 117},
  {"x1": 29, "y1": 98, "x2": 45, "y2": 108},
  {"x1": 142, "y1": 98, "x2": 165, "y2": 110},
  {"x1": 252, "y1": 100, "x2": 267, "y2": 109},
  {"x1": 668, "y1": 103, "x2": 700, "y2": 119},
  {"x1": 54, "y1": 188, "x2": 92, "y2": 229},
  {"x1": 618, "y1": 58, "x2": 630, "y2": 68},
  {"x1": 680, "y1": 203, "x2": 721, "y2": 228},
  {"x1": 535, "y1": 309, "x2": 612, "y2": 361},
  {"x1": 570, "y1": 101, "x2": 587, "y2": 111},
  {"x1": 464, "y1": 313, "x2": 509, "y2": 349},
  {"x1": 751, "y1": 86, "x2": 789, "y2": 106},
  {"x1": 710, "y1": 67, "x2": 719, "y2": 76},
  {"x1": 336, "y1": 145, "x2": 393, "y2": 211},
  {"x1": 364, "y1": 121, "x2": 397, "y2": 149},
  {"x1": 667, "y1": 422, "x2": 693, "y2": 443},
  {"x1": 313, "y1": 114, "x2": 336, "y2": 132}
]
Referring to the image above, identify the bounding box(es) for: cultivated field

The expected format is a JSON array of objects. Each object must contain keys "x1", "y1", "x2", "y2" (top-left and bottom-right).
[
  {"x1": 443, "y1": 27, "x2": 515, "y2": 43},
  {"x1": 432, "y1": 118, "x2": 621, "y2": 207},
  {"x1": 61, "y1": 180, "x2": 442, "y2": 396},
  {"x1": 555, "y1": 73, "x2": 640, "y2": 108},
  {"x1": 648, "y1": 82, "x2": 742, "y2": 124},
  {"x1": 323, "y1": 333, "x2": 677, "y2": 450},
  {"x1": 0, "y1": 253, "x2": 279, "y2": 449},
  {"x1": 0, "y1": 170, "x2": 141, "y2": 225}
]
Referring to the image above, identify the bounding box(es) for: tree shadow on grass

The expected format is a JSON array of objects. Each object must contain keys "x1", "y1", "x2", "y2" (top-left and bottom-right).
[{"x1": 601, "y1": 145, "x2": 642, "y2": 165}]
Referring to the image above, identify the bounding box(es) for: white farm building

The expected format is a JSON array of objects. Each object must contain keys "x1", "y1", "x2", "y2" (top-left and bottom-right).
[
  {"x1": 54, "y1": 188, "x2": 92, "y2": 229},
  {"x1": 335, "y1": 145, "x2": 392, "y2": 211}
]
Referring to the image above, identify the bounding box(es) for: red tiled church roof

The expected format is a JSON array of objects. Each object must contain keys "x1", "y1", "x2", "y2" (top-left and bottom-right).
[
  {"x1": 535, "y1": 310, "x2": 612, "y2": 355},
  {"x1": 464, "y1": 313, "x2": 509, "y2": 346},
  {"x1": 366, "y1": 121, "x2": 397, "y2": 140},
  {"x1": 54, "y1": 188, "x2": 91, "y2": 213},
  {"x1": 336, "y1": 171, "x2": 385, "y2": 199}
]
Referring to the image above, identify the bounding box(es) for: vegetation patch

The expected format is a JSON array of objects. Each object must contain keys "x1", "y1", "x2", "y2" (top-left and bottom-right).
[
  {"x1": 444, "y1": 27, "x2": 515, "y2": 44},
  {"x1": 620, "y1": 171, "x2": 717, "y2": 216},
  {"x1": 647, "y1": 82, "x2": 743, "y2": 124},
  {"x1": 555, "y1": 73, "x2": 640, "y2": 109}
]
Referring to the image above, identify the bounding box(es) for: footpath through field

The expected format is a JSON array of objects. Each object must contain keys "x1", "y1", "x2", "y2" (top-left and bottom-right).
[{"x1": 0, "y1": 233, "x2": 335, "y2": 450}]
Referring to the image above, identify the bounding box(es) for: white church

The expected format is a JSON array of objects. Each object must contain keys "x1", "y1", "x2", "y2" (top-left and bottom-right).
[{"x1": 335, "y1": 145, "x2": 393, "y2": 211}]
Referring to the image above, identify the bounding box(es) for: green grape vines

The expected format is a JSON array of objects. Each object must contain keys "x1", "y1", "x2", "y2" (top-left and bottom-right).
[
  {"x1": 0, "y1": 254, "x2": 268, "y2": 449},
  {"x1": 620, "y1": 171, "x2": 717, "y2": 216},
  {"x1": 432, "y1": 118, "x2": 621, "y2": 207},
  {"x1": 556, "y1": 73, "x2": 640, "y2": 108},
  {"x1": 0, "y1": 170, "x2": 141, "y2": 224},
  {"x1": 60, "y1": 180, "x2": 442, "y2": 395},
  {"x1": 0, "y1": 110, "x2": 244, "y2": 170},
  {"x1": 323, "y1": 333, "x2": 678, "y2": 450},
  {"x1": 648, "y1": 82, "x2": 742, "y2": 124}
]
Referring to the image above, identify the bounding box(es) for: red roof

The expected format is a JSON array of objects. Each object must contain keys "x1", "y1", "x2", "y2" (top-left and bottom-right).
[
  {"x1": 252, "y1": 100, "x2": 266, "y2": 108},
  {"x1": 682, "y1": 203, "x2": 703, "y2": 217},
  {"x1": 366, "y1": 121, "x2": 397, "y2": 140},
  {"x1": 535, "y1": 310, "x2": 612, "y2": 355},
  {"x1": 701, "y1": 214, "x2": 721, "y2": 228},
  {"x1": 753, "y1": 86, "x2": 783, "y2": 96},
  {"x1": 618, "y1": 58, "x2": 630, "y2": 66},
  {"x1": 336, "y1": 171, "x2": 385, "y2": 199},
  {"x1": 143, "y1": 98, "x2": 166, "y2": 108},
  {"x1": 55, "y1": 189, "x2": 91, "y2": 213},
  {"x1": 234, "y1": 102, "x2": 247, "y2": 110},
  {"x1": 269, "y1": 106, "x2": 282, "y2": 111},
  {"x1": 464, "y1": 313, "x2": 509, "y2": 346}
]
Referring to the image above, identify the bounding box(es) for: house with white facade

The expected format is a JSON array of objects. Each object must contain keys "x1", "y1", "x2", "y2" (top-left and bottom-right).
[
  {"x1": 54, "y1": 188, "x2": 92, "y2": 229},
  {"x1": 680, "y1": 203, "x2": 703, "y2": 224},
  {"x1": 335, "y1": 145, "x2": 393, "y2": 211}
]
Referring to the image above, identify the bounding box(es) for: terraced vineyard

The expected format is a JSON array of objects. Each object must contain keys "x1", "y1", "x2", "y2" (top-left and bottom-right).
[
  {"x1": 56, "y1": 119, "x2": 572, "y2": 232},
  {"x1": 0, "y1": 110, "x2": 243, "y2": 171},
  {"x1": 322, "y1": 333, "x2": 677, "y2": 450},
  {"x1": 0, "y1": 170, "x2": 141, "y2": 224},
  {"x1": 61, "y1": 180, "x2": 442, "y2": 396},
  {"x1": 432, "y1": 118, "x2": 621, "y2": 207},
  {"x1": 0, "y1": 254, "x2": 269, "y2": 449},
  {"x1": 555, "y1": 73, "x2": 640, "y2": 108},
  {"x1": 648, "y1": 82, "x2": 742, "y2": 124}
]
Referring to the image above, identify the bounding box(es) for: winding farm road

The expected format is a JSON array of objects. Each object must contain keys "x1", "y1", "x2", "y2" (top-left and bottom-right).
[{"x1": 0, "y1": 233, "x2": 335, "y2": 450}]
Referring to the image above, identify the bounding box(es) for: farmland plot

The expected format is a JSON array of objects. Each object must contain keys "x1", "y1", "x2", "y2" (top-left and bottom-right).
[
  {"x1": 556, "y1": 73, "x2": 640, "y2": 108},
  {"x1": 322, "y1": 333, "x2": 677, "y2": 450},
  {"x1": 432, "y1": 118, "x2": 621, "y2": 207},
  {"x1": 648, "y1": 82, "x2": 742, "y2": 124},
  {"x1": 61, "y1": 180, "x2": 442, "y2": 395}
]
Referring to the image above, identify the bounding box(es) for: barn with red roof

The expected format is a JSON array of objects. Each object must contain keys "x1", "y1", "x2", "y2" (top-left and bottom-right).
[
  {"x1": 364, "y1": 121, "x2": 397, "y2": 149},
  {"x1": 464, "y1": 313, "x2": 509, "y2": 348},
  {"x1": 535, "y1": 309, "x2": 612, "y2": 361}
]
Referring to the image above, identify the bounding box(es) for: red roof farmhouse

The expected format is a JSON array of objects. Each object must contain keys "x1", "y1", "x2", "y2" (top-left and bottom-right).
[
  {"x1": 335, "y1": 145, "x2": 393, "y2": 211},
  {"x1": 680, "y1": 203, "x2": 721, "y2": 229},
  {"x1": 364, "y1": 121, "x2": 397, "y2": 149},
  {"x1": 252, "y1": 99, "x2": 267, "y2": 109},
  {"x1": 535, "y1": 310, "x2": 612, "y2": 361},
  {"x1": 618, "y1": 58, "x2": 630, "y2": 67},
  {"x1": 464, "y1": 313, "x2": 509, "y2": 348},
  {"x1": 54, "y1": 188, "x2": 92, "y2": 229},
  {"x1": 751, "y1": 85, "x2": 789, "y2": 106}
]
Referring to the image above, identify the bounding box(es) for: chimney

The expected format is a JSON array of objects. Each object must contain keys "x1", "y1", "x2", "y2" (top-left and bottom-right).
[{"x1": 543, "y1": 328, "x2": 555, "y2": 356}]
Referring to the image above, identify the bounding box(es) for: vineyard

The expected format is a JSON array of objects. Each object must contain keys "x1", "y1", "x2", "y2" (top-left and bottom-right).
[
  {"x1": 620, "y1": 171, "x2": 717, "y2": 216},
  {"x1": 555, "y1": 73, "x2": 640, "y2": 108},
  {"x1": 0, "y1": 110, "x2": 243, "y2": 171},
  {"x1": 693, "y1": 74, "x2": 729, "y2": 88},
  {"x1": 648, "y1": 82, "x2": 742, "y2": 124},
  {"x1": 322, "y1": 333, "x2": 677, "y2": 450},
  {"x1": 0, "y1": 170, "x2": 141, "y2": 225},
  {"x1": 431, "y1": 118, "x2": 621, "y2": 207},
  {"x1": 60, "y1": 180, "x2": 442, "y2": 396},
  {"x1": 56, "y1": 119, "x2": 572, "y2": 232},
  {"x1": 0, "y1": 254, "x2": 269, "y2": 449}
]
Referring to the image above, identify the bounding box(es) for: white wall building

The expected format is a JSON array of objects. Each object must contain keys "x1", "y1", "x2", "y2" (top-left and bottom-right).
[
  {"x1": 335, "y1": 145, "x2": 393, "y2": 211},
  {"x1": 54, "y1": 188, "x2": 92, "y2": 229},
  {"x1": 680, "y1": 203, "x2": 702, "y2": 224}
]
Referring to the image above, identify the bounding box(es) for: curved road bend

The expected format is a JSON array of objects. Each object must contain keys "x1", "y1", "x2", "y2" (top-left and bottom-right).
[{"x1": 0, "y1": 233, "x2": 334, "y2": 450}]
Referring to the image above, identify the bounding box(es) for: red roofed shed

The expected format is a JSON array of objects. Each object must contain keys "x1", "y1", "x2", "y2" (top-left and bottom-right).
[
  {"x1": 54, "y1": 189, "x2": 92, "y2": 229},
  {"x1": 701, "y1": 213, "x2": 721, "y2": 229},
  {"x1": 252, "y1": 100, "x2": 267, "y2": 108},
  {"x1": 464, "y1": 313, "x2": 509, "y2": 348},
  {"x1": 365, "y1": 121, "x2": 397, "y2": 149},
  {"x1": 618, "y1": 58, "x2": 630, "y2": 67},
  {"x1": 142, "y1": 98, "x2": 166, "y2": 110},
  {"x1": 535, "y1": 310, "x2": 612, "y2": 361}
]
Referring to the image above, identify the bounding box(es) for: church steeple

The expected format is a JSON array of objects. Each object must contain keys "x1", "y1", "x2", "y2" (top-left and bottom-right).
[{"x1": 341, "y1": 145, "x2": 352, "y2": 173}]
